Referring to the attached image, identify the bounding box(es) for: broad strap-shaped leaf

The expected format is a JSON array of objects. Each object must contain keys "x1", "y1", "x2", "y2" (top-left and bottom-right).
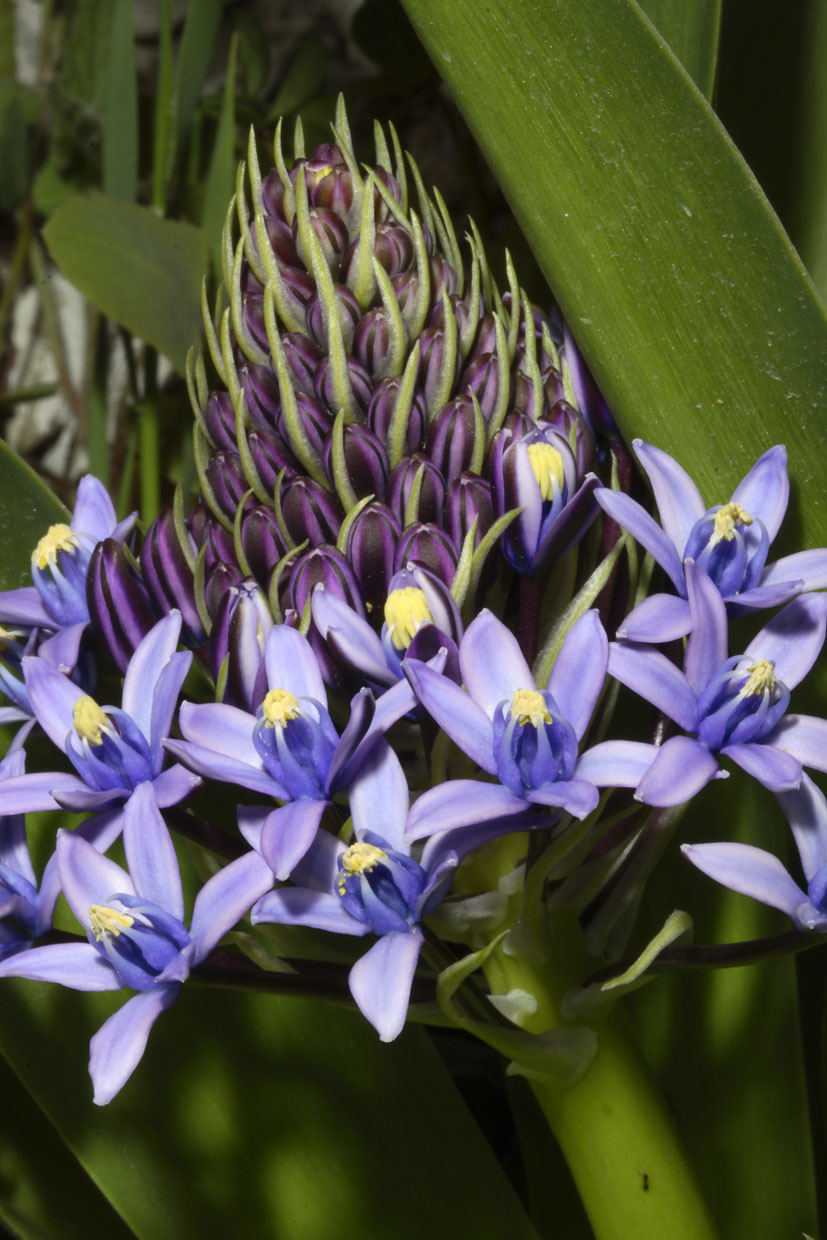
[
  {"x1": 43, "y1": 194, "x2": 206, "y2": 372},
  {"x1": 400, "y1": 0, "x2": 827, "y2": 550},
  {"x1": 0, "y1": 441, "x2": 68, "y2": 590}
]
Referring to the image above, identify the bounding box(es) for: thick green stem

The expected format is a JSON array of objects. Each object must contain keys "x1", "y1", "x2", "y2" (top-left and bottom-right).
[{"x1": 480, "y1": 892, "x2": 717, "y2": 1240}]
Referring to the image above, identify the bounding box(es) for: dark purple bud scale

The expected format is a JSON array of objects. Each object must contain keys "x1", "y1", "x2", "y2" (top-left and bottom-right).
[
  {"x1": 323, "y1": 423, "x2": 390, "y2": 503},
  {"x1": 388, "y1": 454, "x2": 446, "y2": 527},
  {"x1": 87, "y1": 540, "x2": 159, "y2": 672}
]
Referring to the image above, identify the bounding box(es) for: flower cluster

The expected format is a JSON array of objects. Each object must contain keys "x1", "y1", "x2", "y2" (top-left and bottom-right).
[{"x1": 1, "y1": 107, "x2": 826, "y2": 1106}]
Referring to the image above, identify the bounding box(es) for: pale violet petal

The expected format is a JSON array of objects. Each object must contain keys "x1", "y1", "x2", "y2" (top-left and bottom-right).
[
  {"x1": 122, "y1": 612, "x2": 183, "y2": 739},
  {"x1": 616, "y1": 594, "x2": 692, "y2": 643},
  {"x1": 594, "y1": 489, "x2": 685, "y2": 592},
  {"x1": 766, "y1": 714, "x2": 827, "y2": 774},
  {"x1": 575, "y1": 740, "x2": 658, "y2": 788},
  {"x1": 0, "y1": 942, "x2": 121, "y2": 990},
  {"x1": 264, "y1": 624, "x2": 326, "y2": 703},
  {"x1": 404, "y1": 661, "x2": 496, "y2": 774},
  {"x1": 634, "y1": 736, "x2": 724, "y2": 807},
  {"x1": 123, "y1": 782, "x2": 184, "y2": 918},
  {"x1": 177, "y1": 700, "x2": 258, "y2": 765},
  {"x1": 746, "y1": 592, "x2": 827, "y2": 689},
  {"x1": 547, "y1": 610, "x2": 607, "y2": 741},
  {"x1": 348, "y1": 929, "x2": 423, "y2": 1042},
  {"x1": 22, "y1": 656, "x2": 84, "y2": 751},
  {"x1": 682, "y1": 841, "x2": 813, "y2": 924},
  {"x1": 349, "y1": 741, "x2": 409, "y2": 849},
  {"x1": 252, "y1": 887, "x2": 367, "y2": 935},
  {"x1": 721, "y1": 742, "x2": 802, "y2": 793},
  {"x1": 164, "y1": 738, "x2": 286, "y2": 800},
  {"x1": 460, "y1": 610, "x2": 533, "y2": 720},
  {"x1": 406, "y1": 779, "x2": 530, "y2": 842},
  {"x1": 259, "y1": 800, "x2": 328, "y2": 881},
  {"x1": 71, "y1": 475, "x2": 117, "y2": 541},
  {"x1": 89, "y1": 984, "x2": 180, "y2": 1105},
  {"x1": 761, "y1": 549, "x2": 827, "y2": 592},
  {"x1": 633, "y1": 439, "x2": 705, "y2": 554},
  {"x1": 777, "y1": 772, "x2": 827, "y2": 883},
  {"x1": 685, "y1": 560, "x2": 728, "y2": 695},
  {"x1": 56, "y1": 830, "x2": 134, "y2": 930},
  {"x1": 608, "y1": 642, "x2": 698, "y2": 731},
  {"x1": 527, "y1": 778, "x2": 599, "y2": 819},
  {"x1": 190, "y1": 850, "x2": 274, "y2": 962},
  {"x1": 729, "y1": 445, "x2": 788, "y2": 543}
]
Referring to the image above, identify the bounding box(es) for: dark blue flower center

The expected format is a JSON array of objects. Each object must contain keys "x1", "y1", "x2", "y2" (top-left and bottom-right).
[
  {"x1": 253, "y1": 690, "x2": 339, "y2": 799},
  {"x1": 336, "y1": 831, "x2": 426, "y2": 935},
  {"x1": 682, "y1": 504, "x2": 769, "y2": 599},
  {"x1": 493, "y1": 688, "x2": 578, "y2": 796},
  {"x1": 695, "y1": 656, "x2": 790, "y2": 751},
  {"x1": 88, "y1": 893, "x2": 190, "y2": 991}
]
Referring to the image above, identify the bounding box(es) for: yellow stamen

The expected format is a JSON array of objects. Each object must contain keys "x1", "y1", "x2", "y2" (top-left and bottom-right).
[
  {"x1": 32, "y1": 523, "x2": 77, "y2": 570},
  {"x1": 526, "y1": 443, "x2": 566, "y2": 502},
  {"x1": 89, "y1": 904, "x2": 134, "y2": 941},
  {"x1": 338, "y1": 842, "x2": 387, "y2": 893},
  {"x1": 510, "y1": 688, "x2": 552, "y2": 727},
  {"x1": 740, "y1": 658, "x2": 776, "y2": 697},
  {"x1": 709, "y1": 502, "x2": 753, "y2": 548},
  {"x1": 261, "y1": 688, "x2": 302, "y2": 727},
  {"x1": 307, "y1": 164, "x2": 334, "y2": 190},
  {"x1": 384, "y1": 587, "x2": 433, "y2": 651},
  {"x1": 73, "y1": 695, "x2": 111, "y2": 745}
]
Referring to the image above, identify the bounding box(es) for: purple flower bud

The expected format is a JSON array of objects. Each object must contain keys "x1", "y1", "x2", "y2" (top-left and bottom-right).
[
  {"x1": 367, "y1": 377, "x2": 427, "y2": 457},
  {"x1": 372, "y1": 167, "x2": 403, "y2": 215},
  {"x1": 242, "y1": 294, "x2": 270, "y2": 354},
  {"x1": 293, "y1": 207, "x2": 350, "y2": 275},
  {"x1": 446, "y1": 473, "x2": 494, "y2": 549},
  {"x1": 205, "y1": 451, "x2": 256, "y2": 522},
  {"x1": 425, "y1": 395, "x2": 481, "y2": 484},
  {"x1": 381, "y1": 563, "x2": 462, "y2": 675},
  {"x1": 286, "y1": 545, "x2": 366, "y2": 619},
  {"x1": 87, "y1": 539, "x2": 159, "y2": 672},
  {"x1": 429, "y1": 254, "x2": 458, "y2": 300},
  {"x1": 298, "y1": 146, "x2": 353, "y2": 217},
  {"x1": 489, "y1": 423, "x2": 598, "y2": 574},
  {"x1": 208, "y1": 579, "x2": 273, "y2": 711},
  {"x1": 305, "y1": 284, "x2": 362, "y2": 352},
  {"x1": 261, "y1": 169, "x2": 286, "y2": 218},
  {"x1": 258, "y1": 213, "x2": 298, "y2": 266},
  {"x1": 141, "y1": 509, "x2": 205, "y2": 644},
  {"x1": 204, "y1": 559, "x2": 244, "y2": 622},
  {"x1": 203, "y1": 391, "x2": 238, "y2": 451},
  {"x1": 323, "y1": 423, "x2": 389, "y2": 502},
  {"x1": 353, "y1": 308, "x2": 393, "y2": 379},
  {"x1": 394, "y1": 523, "x2": 458, "y2": 585},
  {"x1": 240, "y1": 363, "x2": 281, "y2": 433},
  {"x1": 199, "y1": 518, "x2": 236, "y2": 574},
  {"x1": 417, "y1": 326, "x2": 458, "y2": 414},
  {"x1": 281, "y1": 332, "x2": 323, "y2": 395},
  {"x1": 387, "y1": 454, "x2": 446, "y2": 526},
  {"x1": 247, "y1": 427, "x2": 298, "y2": 491},
  {"x1": 280, "y1": 476, "x2": 344, "y2": 546},
  {"x1": 290, "y1": 391, "x2": 335, "y2": 460},
  {"x1": 345, "y1": 502, "x2": 401, "y2": 620},
  {"x1": 342, "y1": 224, "x2": 414, "y2": 282},
  {"x1": 239, "y1": 506, "x2": 289, "y2": 588},
  {"x1": 314, "y1": 355, "x2": 372, "y2": 418},
  {"x1": 459, "y1": 350, "x2": 501, "y2": 421},
  {"x1": 541, "y1": 399, "x2": 596, "y2": 478}
]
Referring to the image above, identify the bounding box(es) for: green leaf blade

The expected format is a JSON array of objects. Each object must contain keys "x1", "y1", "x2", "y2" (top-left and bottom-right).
[
  {"x1": 43, "y1": 195, "x2": 207, "y2": 373},
  {"x1": 0, "y1": 443, "x2": 68, "y2": 590}
]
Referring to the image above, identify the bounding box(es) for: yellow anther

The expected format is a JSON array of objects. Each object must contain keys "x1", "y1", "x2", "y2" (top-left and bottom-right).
[
  {"x1": 740, "y1": 658, "x2": 777, "y2": 697},
  {"x1": 526, "y1": 443, "x2": 566, "y2": 502},
  {"x1": 341, "y1": 841, "x2": 386, "y2": 877},
  {"x1": 261, "y1": 688, "x2": 302, "y2": 727},
  {"x1": 32, "y1": 523, "x2": 77, "y2": 570},
  {"x1": 89, "y1": 904, "x2": 134, "y2": 941},
  {"x1": 384, "y1": 587, "x2": 433, "y2": 651},
  {"x1": 307, "y1": 164, "x2": 334, "y2": 190},
  {"x1": 510, "y1": 688, "x2": 552, "y2": 727},
  {"x1": 709, "y1": 502, "x2": 753, "y2": 548},
  {"x1": 73, "y1": 695, "x2": 111, "y2": 745}
]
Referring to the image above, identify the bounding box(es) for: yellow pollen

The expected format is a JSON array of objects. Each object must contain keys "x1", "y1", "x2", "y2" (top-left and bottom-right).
[
  {"x1": 88, "y1": 904, "x2": 134, "y2": 941},
  {"x1": 709, "y1": 502, "x2": 753, "y2": 548},
  {"x1": 261, "y1": 688, "x2": 302, "y2": 727},
  {"x1": 384, "y1": 587, "x2": 433, "y2": 651},
  {"x1": 526, "y1": 443, "x2": 566, "y2": 501},
  {"x1": 342, "y1": 841, "x2": 386, "y2": 877},
  {"x1": 307, "y1": 163, "x2": 334, "y2": 189},
  {"x1": 73, "y1": 695, "x2": 111, "y2": 745},
  {"x1": 740, "y1": 658, "x2": 777, "y2": 696},
  {"x1": 510, "y1": 688, "x2": 552, "y2": 727},
  {"x1": 32, "y1": 523, "x2": 78, "y2": 570}
]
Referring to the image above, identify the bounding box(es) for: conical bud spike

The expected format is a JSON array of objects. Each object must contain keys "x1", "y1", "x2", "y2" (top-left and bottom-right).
[
  {"x1": 371, "y1": 173, "x2": 408, "y2": 231},
  {"x1": 193, "y1": 423, "x2": 233, "y2": 532},
  {"x1": 185, "y1": 346, "x2": 204, "y2": 418},
  {"x1": 426, "y1": 286, "x2": 457, "y2": 421},
  {"x1": 263, "y1": 283, "x2": 327, "y2": 485},
  {"x1": 467, "y1": 390, "x2": 486, "y2": 476},
  {"x1": 173, "y1": 484, "x2": 197, "y2": 574},
  {"x1": 459, "y1": 236, "x2": 482, "y2": 359},
  {"x1": 405, "y1": 152, "x2": 436, "y2": 238},
  {"x1": 234, "y1": 393, "x2": 271, "y2": 503},
  {"x1": 329, "y1": 119, "x2": 364, "y2": 236},
  {"x1": 273, "y1": 118, "x2": 295, "y2": 226},
  {"x1": 542, "y1": 320, "x2": 560, "y2": 371},
  {"x1": 268, "y1": 541, "x2": 308, "y2": 623},
  {"x1": 221, "y1": 192, "x2": 237, "y2": 292},
  {"x1": 232, "y1": 493, "x2": 256, "y2": 578},
  {"x1": 193, "y1": 544, "x2": 212, "y2": 638},
  {"x1": 194, "y1": 349, "x2": 209, "y2": 410},
  {"x1": 467, "y1": 506, "x2": 521, "y2": 606},
  {"x1": 293, "y1": 114, "x2": 305, "y2": 159},
  {"x1": 520, "y1": 291, "x2": 544, "y2": 418},
  {"x1": 406, "y1": 212, "x2": 431, "y2": 341},
  {"x1": 336, "y1": 492, "x2": 374, "y2": 555},
  {"x1": 219, "y1": 307, "x2": 242, "y2": 408},
  {"x1": 237, "y1": 159, "x2": 266, "y2": 286},
  {"x1": 388, "y1": 121, "x2": 408, "y2": 217},
  {"x1": 254, "y1": 214, "x2": 305, "y2": 335},
  {"x1": 485, "y1": 314, "x2": 512, "y2": 445},
  {"x1": 348, "y1": 170, "x2": 377, "y2": 310},
  {"x1": 373, "y1": 120, "x2": 392, "y2": 174},
  {"x1": 231, "y1": 236, "x2": 268, "y2": 364},
  {"x1": 467, "y1": 217, "x2": 494, "y2": 308},
  {"x1": 201, "y1": 277, "x2": 227, "y2": 384},
  {"x1": 295, "y1": 166, "x2": 357, "y2": 421},
  {"x1": 330, "y1": 410, "x2": 361, "y2": 512},
  {"x1": 272, "y1": 467, "x2": 297, "y2": 549},
  {"x1": 432, "y1": 187, "x2": 463, "y2": 296},
  {"x1": 450, "y1": 515, "x2": 478, "y2": 608},
  {"x1": 370, "y1": 256, "x2": 406, "y2": 379},
  {"x1": 504, "y1": 251, "x2": 521, "y2": 360},
  {"x1": 403, "y1": 461, "x2": 429, "y2": 528},
  {"x1": 334, "y1": 94, "x2": 354, "y2": 156},
  {"x1": 386, "y1": 339, "x2": 420, "y2": 469},
  {"x1": 246, "y1": 125, "x2": 263, "y2": 210}
]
